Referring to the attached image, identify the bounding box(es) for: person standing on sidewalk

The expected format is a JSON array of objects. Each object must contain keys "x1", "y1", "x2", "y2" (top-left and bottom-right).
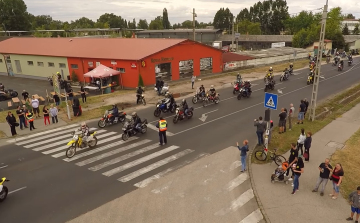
[
  {"x1": 6, "y1": 112, "x2": 17, "y2": 136},
  {"x1": 80, "y1": 86, "x2": 87, "y2": 103},
  {"x1": 346, "y1": 186, "x2": 360, "y2": 223},
  {"x1": 288, "y1": 103, "x2": 295, "y2": 130},
  {"x1": 254, "y1": 117, "x2": 267, "y2": 145},
  {"x1": 191, "y1": 75, "x2": 196, "y2": 89},
  {"x1": 297, "y1": 128, "x2": 306, "y2": 155},
  {"x1": 16, "y1": 105, "x2": 27, "y2": 130},
  {"x1": 236, "y1": 140, "x2": 249, "y2": 172},
  {"x1": 26, "y1": 110, "x2": 36, "y2": 131},
  {"x1": 49, "y1": 104, "x2": 59, "y2": 124},
  {"x1": 31, "y1": 96, "x2": 41, "y2": 118},
  {"x1": 312, "y1": 158, "x2": 332, "y2": 196},
  {"x1": 303, "y1": 98, "x2": 309, "y2": 117},
  {"x1": 53, "y1": 93, "x2": 60, "y2": 107},
  {"x1": 330, "y1": 163, "x2": 344, "y2": 199},
  {"x1": 43, "y1": 105, "x2": 50, "y2": 126},
  {"x1": 22, "y1": 90, "x2": 29, "y2": 100},
  {"x1": 286, "y1": 143, "x2": 298, "y2": 178},
  {"x1": 278, "y1": 108, "x2": 286, "y2": 134},
  {"x1": 304, "y1": 132, "x2": 312, "y2": 161},
  {"x1": 156, "y1": 117, "x2": 168, "y2": 145},
  {"x1": 297, "y1": 100, "x2": 306, "y2": 124},
  {"x1": 291, "y1": 156, "x2": 304, "y2": 195}
]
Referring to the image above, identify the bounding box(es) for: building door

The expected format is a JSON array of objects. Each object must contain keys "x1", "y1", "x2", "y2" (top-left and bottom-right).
[
  {"x1": 6, "y1": 60, "x2": 14, "y2": 76},
  {"x1": 15, "y1": 60, "x2": 22, "y2": 73}
]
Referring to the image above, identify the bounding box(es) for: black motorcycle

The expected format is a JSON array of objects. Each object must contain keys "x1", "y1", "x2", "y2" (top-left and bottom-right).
[
  {"x1": 1, "y1": 89, "x2": 18, "y2": 98},
  {"x1": 280, "y1": 71, "x2": 289, "y2": 82},
  {"x1": 98, "y1": 110, "x2": 126, "y2": 128},
  {"x1": 264, "y1": 79, "x2": 275, "y2": 92},
  {"x1": 192, "y1": 91, "x2": 205, "y2": 104},
  {"x1": 237, "y1": 87, "x2": 251, "y2": 100},
  {"x1": 348, "y1": 60, "x2": 353, "y2": 66},
  {"x1": 173, "y1": 107, "x2": 194, "y2": 124},
  {"x1": 136, "y1": 94, "x2": 146, "y2": 105},
  {"x1": 122, "y1": 118, "x2": 148, "y2": 141}
]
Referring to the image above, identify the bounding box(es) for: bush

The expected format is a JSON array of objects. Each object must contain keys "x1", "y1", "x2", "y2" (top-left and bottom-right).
[
  {"x1": 71, "y1": 70, "x2": 79, "y2": 82},
  {"x1": 138, "y1": 74, "x2": 144, "y2": 87}
]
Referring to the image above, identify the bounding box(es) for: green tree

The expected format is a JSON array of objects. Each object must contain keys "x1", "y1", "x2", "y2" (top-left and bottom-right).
[
  {"x1": 137, "y1": 19, "x2": 148, "y2": 29},
  {"x1": 353, "y1": 24, "x2": 359, "y2": 34},
  {"x1": 71, "y1": 70, "x2": 79, "y2": 82},
  {"x1": 71, "y1": 17, "x2": 95, "y2": 28},
  {"x1": 342, "y1": 24, "x2": 349, "y2": 35},
  {"x1": 213, "y1": 8, "x2": 233, "y2": 31},
  {"x1": 97, "y1": 13, "x2": 125, "y2": 28},
  {"x1": 0, "y1": 0, "x2": 31, "y2": 31},
  {"x1": 292, "y1": 29, "x2": 310, "y2": 48},
  {"x1": 236, "y1": 0, "x2": 289, "y2": 35},
  {"x1": 236, "y1": 20, "x2": 261, "y2": 35},
  {"x1": 138, "y1": 74, "x2": 144, "y2": 87},
  {"x1": 344, "y1": 13, "x2": 355, "y2": 19},
  {"x1": 149, "y1": 16, "x2": 163, "y2": 30},
  {"x1": 162, "y1": 8, "x2": 171, "y2": 29},
  {"x1": 284, "y1": 11, "x2": 317, "y2": 34},
  {"x1": 181, "y1": 20, "x2": 193, "y2": 29}
]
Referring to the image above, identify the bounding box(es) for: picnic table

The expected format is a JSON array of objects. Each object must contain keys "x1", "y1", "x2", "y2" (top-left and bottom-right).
[
  {"x1": 32, "y1": 94, "x2": 40, "y2": 99},
  {"x1": 12, "y1": 97, "x2": 20, "y2": 105}
]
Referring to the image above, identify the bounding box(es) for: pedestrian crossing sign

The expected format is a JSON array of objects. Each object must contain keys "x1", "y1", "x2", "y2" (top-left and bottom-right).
[{"x1": 264, "y1": 93, "x2": 278, "y2": 110}]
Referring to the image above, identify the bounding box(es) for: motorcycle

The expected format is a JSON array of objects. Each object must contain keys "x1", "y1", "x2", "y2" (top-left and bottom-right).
[
  {"x1": 98, "y1": 110, "x2": 126, "y2": 128},
  {"x1": 154, "y1": 84, "x2": 169, "y2": 96},
  {"x1": 326, "y1": 56, "x2": 331, "y2": 64},
  {"x1": 264, "y1": 79, "x2": 275, "y2": 92},
  {"x1": 348, "y1": 60, "x2": 353, "y2": 66},
  {"x1": 280, "y1": 71, "x2": 289, "y2": 82},
  {"x1": 237, "y1": 87, "x2": 251, "y2": 100},
  {"x1": 154, "y1": 99, "x2": 176, "y2": 117},
  {"x1": 202, "y1": 93, "x2": 220, "y2": 107},
  {"x1": 3, "y1": 89, "x2": 18, "y2": 98},
  {"x1": 307, "y1": 72, "x2": 314, "y2": 85},
  {"x1": 122, "y1": 118, "x2": 148, "y2": 141},
  {"x1": 192, "y1": 91, "x2": 205, "y2": 104},
  {"x1": 289, "y1": 68, "x2": 293, "y2": 75},
  {"x1": 136, "y1": 94, "x2": 146, "y2": 105},
  {"x1": 233, "y1": 81, "x2": 244, "y2": 94},
  {"x1": 173, "y1": 107, "x2": 194, "y2": 123},
  {"x1": 338, "y1": 63, "x2": 343, "y2": 71},
  {"x1": 0, "y1": 177, "x2": 9, "y2": 202},
  {"x1": 65, "y1": 130, "x2": 98, "y2": 158},
  {"x1": 48, "y1": 76, "x2": 53, "y2": 86}
]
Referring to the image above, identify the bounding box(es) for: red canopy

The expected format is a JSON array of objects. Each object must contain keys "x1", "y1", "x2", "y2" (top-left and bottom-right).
[{"x1": 83, "y1": 64, "x2": 120, "y2": 78}]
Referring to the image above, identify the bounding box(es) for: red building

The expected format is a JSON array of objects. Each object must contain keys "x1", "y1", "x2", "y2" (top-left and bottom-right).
[{"x1": 0, "y1": 38, "x2": 223, "y2": 88}]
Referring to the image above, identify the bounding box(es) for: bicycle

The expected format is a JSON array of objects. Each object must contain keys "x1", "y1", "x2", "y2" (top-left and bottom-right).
[{"x1": 254, "y1": 147, "x2": 286, "y2": 166}]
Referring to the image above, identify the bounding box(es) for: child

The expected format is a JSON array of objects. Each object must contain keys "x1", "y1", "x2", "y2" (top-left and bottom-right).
[{"x1": 26, "y1": 111, "x2": 36, "y2": 131}]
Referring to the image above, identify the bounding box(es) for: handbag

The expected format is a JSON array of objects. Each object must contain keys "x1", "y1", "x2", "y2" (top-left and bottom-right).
[{"x1": 303, "y1": 152, "x2": 309, "y2": 160}]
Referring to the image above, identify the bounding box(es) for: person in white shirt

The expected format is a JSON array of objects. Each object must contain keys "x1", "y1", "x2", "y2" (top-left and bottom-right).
[
  {"x1": 31, "y1": 96, "x2": 40, "y2": 118},
  {"x1": 297, "y1": 128, "x2": 306, "y2": 155},
  {"x1": 191, "y1": 75, "x2": 196, "y2": 89},
  {"x1": 288, "y1": 103, "x2": 295, "y2": 130}
]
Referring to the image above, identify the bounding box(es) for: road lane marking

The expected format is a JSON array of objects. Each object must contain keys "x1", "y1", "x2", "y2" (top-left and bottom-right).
[
  {"x1": 239, "y1": 209, "x2": 264, "y2": 223},
  {"x1": 24, "y1": 128, "x2": 97, "y2": 148},
  {"x1": 172, "y1": 65, "x2": 360, "y2": 135},
  {"x1": 76, "y1": 139, "x2": 152, "y2": 167},
  {"x1": 118, "y1": 149, "x2": 194, "y2": 182},
  {"x1": 134, "y1": 153, "x2": 209, "y2": 188},
  {"x1": 214, "y1": 189, "x2": 254, "y2": 216},
  {"x1": 103, "y1": 145, "x2": 180, "y2": 177},
  {"x1": 61, "y1": 136, "x2": 138, "y2": 161},
  {"x1": 147, "y1": 123, "x2": 174, "y2": 136},
  {"x1": 0, "y1": 165, "x2": 8, "y2": 169},
  {"x1": 225, "y1": 173, "x2": 249, "y2": 191},
  {"x1": 7, "y1": 124, "x2": 78, "y2": 143},
  {"x1": 42, "y1": 131, "x2": 115, "y2": 154},
  {"x1": 8, "y1": 186, "x2": 27, "y2": 194}
]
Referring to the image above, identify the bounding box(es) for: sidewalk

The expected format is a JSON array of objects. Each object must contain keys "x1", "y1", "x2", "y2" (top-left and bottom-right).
[{"x1": 251, "y1": 103, "x2": 360, "y2": 223}]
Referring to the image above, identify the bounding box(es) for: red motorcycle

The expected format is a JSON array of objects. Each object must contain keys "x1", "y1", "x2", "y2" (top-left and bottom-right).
[
  {"x1": 233, "y1": 82, "x2": 244, "y2": 94},
  {"x1": 173, "y1": 107, "x2": 194, "y2": 124}
]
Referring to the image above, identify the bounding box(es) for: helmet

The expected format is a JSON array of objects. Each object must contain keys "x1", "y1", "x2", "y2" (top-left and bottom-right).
[
  {"x1": 165, "y1": 92, "x2": 169, "y2": 97},
  {"x1": 269, "y1": 67, "x2": 273, "y2": 70},
  {"x1": 112, "y1": 104, "x2": 116, "y2": 108},
  {"x1": 81, "y1": 122, "x2": 86, "y2": 127},
  {"x1": 132, "y1": 112, "x2": 137, "y2": 117},
  {"x1": 57, "y1": 72, "x2": 60, "y2": 75}
]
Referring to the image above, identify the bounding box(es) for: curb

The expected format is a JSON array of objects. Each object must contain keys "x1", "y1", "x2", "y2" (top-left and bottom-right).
[{"x1": 247, "y1": 145, "x2": 271, "y2": 223}]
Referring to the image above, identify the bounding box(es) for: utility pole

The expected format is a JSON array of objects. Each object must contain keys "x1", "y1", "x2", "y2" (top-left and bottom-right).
[
  {"x1": 309, "y1": 0, "x2": 328, "y2": 121},
  {"x1": 236, "y1": 19, "x2": 239, "y2": 51},
  {"x1": 192, "y1": 8, "x2": 197, "y2": 41},
  {"x1": 231, "y1": 18, "x2": 234, "y2": 51}
]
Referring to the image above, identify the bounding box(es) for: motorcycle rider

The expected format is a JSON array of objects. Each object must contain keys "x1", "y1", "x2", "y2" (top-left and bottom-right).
[
  {"x1": 163, "y1": 93, "x2": 174, "y2": 110},
  {"x1": 80, "y1": 122, "x2": 90, "y2": 146},
  {"x1": 236, "y1": 73, "x2": 242, "y2": 83},
  {"x1": 208, "y1": 85, "x2": 216, "y2": 99},
  {"x1": 243, "y1": 80, "x2": 252, "y2": 96},
  {"x1": 339, "y1": 59, "x2": 344, "y2": 68},
  {"x1": 131, "y1": 112, "x2": 142, "y2": 132},
  {"x1": 180, "y1": 99, "x2": 189, "y2": 117},
  {"x1": 348, "y1": 54, "x2": 353, "y2": 63},
  {"x1": 136, "y1": 86, "x2": 144, "y2": 104},
  {"x1": 198, "y1": 85, "x2": 205, "y2": 97},
  {"x1": 110, "y1": 104, "x2": 119, "y2": 123},
  {"x1": 289, "y1": 63, "x2": 294, "y2": 73},
  {"x1": 283, "y1": 67, "x2": 289, "y2": 79},
  {"x1": 268, "y1": 67, "x2": 273, "y2": 75}
]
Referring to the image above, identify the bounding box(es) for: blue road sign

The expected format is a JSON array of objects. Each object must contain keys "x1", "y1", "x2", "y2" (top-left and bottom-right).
[{"x1": 264, "y1": 93, "x2": 278, "y2": 110}]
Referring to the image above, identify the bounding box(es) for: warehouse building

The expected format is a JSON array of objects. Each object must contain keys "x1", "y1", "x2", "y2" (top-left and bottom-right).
[{"x1": 0, "y1": 37, "x2": 223, "y2": 88}]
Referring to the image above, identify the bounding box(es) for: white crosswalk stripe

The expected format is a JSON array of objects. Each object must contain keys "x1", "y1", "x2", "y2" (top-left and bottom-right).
[{"x1": 9, "y1": 126, "x2": 198, "y2": 189}]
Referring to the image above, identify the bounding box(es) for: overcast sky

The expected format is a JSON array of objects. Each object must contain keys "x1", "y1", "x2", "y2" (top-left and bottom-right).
[{"x1": 24, "y1": 0, "x2": 360, "y2": 24}]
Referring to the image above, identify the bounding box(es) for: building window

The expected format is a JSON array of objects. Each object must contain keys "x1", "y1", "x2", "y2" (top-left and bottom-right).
[
  {"x1": 116, "y1": 67, "x2": 125, "y2": 73},
  {"x1": 27, "y1": 61, "x2": 34, "y2": 66},
  {"x1": 0, "y1": 59, "x2": 2, "y2": 63},
  {"x1": 6, "y1": 60, "x2": 11, "y2": 63},
  {"x1": 71, "y1": 64, "x2": 78, "y2": 69},
  {"x1": 59, "y1": 63, "x2": 66, "y2": 68},
  {"x1": 48, "y1": 62, "x2": 55, "y2": 67},
  {"x1": 37, "y1": 62, "x2": 44, "y2": 66}
]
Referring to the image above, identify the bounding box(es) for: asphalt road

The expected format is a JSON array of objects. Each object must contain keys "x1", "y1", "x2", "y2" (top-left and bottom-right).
[{"x1": 1, "y1": 58, "x2": 360, "y2": 223}]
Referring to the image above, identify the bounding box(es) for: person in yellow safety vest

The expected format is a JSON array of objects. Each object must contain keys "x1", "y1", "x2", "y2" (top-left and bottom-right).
[
  {"x1": 156, "y1": 117, "x2": 168, "y2": 145},
  {"x1": 26, "y1": 111, "x2": 36, "y2": 131}
]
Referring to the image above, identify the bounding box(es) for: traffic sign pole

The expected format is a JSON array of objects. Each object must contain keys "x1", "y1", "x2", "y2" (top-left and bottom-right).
[{"x1": 264, "y1": 93, "x2": 278, "y2": 155}]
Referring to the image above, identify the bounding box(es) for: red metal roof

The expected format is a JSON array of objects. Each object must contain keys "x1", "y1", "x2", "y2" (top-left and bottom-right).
[
  {"x1": 0, "y1": 37, "x2": 187, "y2": 60},
  {"x1": 222, "y1": 52, "x2": 255, "y2": 63}
]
